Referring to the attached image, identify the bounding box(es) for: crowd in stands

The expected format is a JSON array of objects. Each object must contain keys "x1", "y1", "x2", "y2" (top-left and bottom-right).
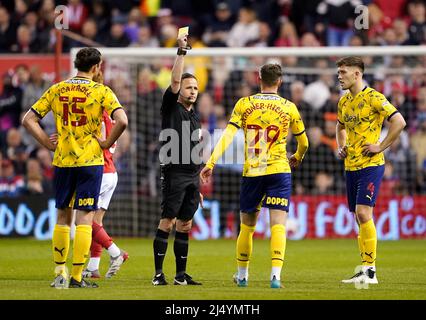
[
  {"x1": 1, "y1": 0, "x2": 426, "y2": 200},
  {"x1": 0, "y1": 0, "x2": 425, "y2": 53}
]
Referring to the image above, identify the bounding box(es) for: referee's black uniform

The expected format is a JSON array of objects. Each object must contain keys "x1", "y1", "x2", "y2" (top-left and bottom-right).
[{"x1": 159, "y1": 86, "x2": 202, "y2": 221}]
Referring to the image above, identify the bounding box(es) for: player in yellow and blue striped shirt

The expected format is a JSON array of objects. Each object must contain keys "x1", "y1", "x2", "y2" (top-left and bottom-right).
[
  {"x1": 200, "y1": 63, "x2": 309, "y2": 288},
  {"x1": 336, "y1": 56, "x2": 406, "y2": 285},
  {"x1": 22, "y1": 47, "x2": 128, "y2": 289}
]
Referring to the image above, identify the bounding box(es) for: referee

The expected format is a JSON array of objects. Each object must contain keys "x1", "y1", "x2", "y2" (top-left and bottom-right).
[{"x1": 152, "y1": 30, "x2": 203, "y2": 286}]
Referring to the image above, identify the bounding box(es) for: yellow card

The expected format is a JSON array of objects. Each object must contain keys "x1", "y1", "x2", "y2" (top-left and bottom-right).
[{"x1": 178, "y1": 26, "x2": 189, "y2": 37}]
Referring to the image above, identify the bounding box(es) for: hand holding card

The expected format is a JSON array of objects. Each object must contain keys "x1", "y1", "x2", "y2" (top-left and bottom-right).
[{"x1": 177, "y1": 26, "x2": 189, "y2": 48}]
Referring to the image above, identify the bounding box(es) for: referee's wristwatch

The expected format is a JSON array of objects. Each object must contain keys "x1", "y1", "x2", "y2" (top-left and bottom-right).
[
  {"x1": 177, "y1": 47, "x2": 187, "y2": 55},
  {"x1": 177, "y1": 45, "x2": 192, "y2": 56}
]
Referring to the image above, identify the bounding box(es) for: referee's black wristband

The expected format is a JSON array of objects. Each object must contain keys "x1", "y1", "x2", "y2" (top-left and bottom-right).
[{"x1": 177, "y1": 47, "x2": 187, "y2": 56}]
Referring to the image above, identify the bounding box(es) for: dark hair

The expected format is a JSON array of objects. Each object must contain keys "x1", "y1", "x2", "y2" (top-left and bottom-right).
[
  {"x1": 336, "y1": 56, "x2": 364, "y2": 73},
  {"x1": 74, "y1": 47, "x2": 102, "y2": 72},
  {"x1": 181, "y1": 73, "x2": 197, "y2": 81},
  {"x1": 260, "y1": 63, "x2": 283, "y2": 86}
]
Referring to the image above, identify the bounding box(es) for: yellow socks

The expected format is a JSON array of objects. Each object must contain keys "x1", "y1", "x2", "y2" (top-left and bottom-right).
[
  {"x1": 52, "y1": 225, "x2": 70, "y2": 275},
  {"x1": 270, "y1": 224, "x2": 286, "y2": 280},
  {"x1": 360, "y1": 219, "x2": 377, "y2": 266},
  {"x1": 236, "y1": 223, "x2": 255, "y2": 280},
  {"x1": 71, "y1": 225, "x2": 92, "y2": 282},
  {"x1": 357, "y1": 233, "x2": 365, "y2": 263}
]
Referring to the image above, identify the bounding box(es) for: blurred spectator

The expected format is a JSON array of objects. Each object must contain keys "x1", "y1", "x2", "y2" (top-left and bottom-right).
[
  {"x1": 247, "y1": 21, "x2": 273, "y2": 47},
  {"x1": 22, "y1": 65, "x2": 49, "y2": 110},
  {"x1": 202, "y1": 2, "x2": 235, "y2": 47},
  {"x1": 0, "y1": 6, "x2": 16, "y2": 53},
  {"x1": 124, "y1": 7, "x2": 144, "y2": 44},
  {"x1": 14, "y1": 0, "x2": 28, "y2": 21},
  {"x1": 36, "y1": 147, "x2": 54, "y2": 183},
  {"x1": 317, "y1": 0, "x2": 361, "y2": 46},
  {"x1": 393, "y1": 18, "x2": 410, "y2": 45},
  {"x1": 160, "y1": 0, "x2": 199, "y2": 27},
  {"x1": 21, "y1": 65, "x2": 55, "y2": 137},
  {"x1": 387, "y1": 81, "x2": 416, "y2": 127},
  {"x1": 303, "y1": 59, "x2": 333, "y2": 110},
  {"x1": 274, "y1": 20, "x2": 299, "y2": 47},
  {"x1": 384, "y1": 135, "x2": 417, "y2": 193},
  {"x1": 407, "y1": 0, "x2": 426, "y2": 45},
  {"x1": 67, "y1": 0, "x2": 89, "y2": 33},
  {"x1": 411, "y1": 86, "x2": 426, "y2": 132},
  {"x1": 4, "y1": 127, "x2": 28, "y2": 175},
  {"x1": 312, "y1": 171, "x2": 335, "y2": 195},
  {"x1": 348, "y1": 34, "x2": 365, "y2": 46},
  {"x1": 102, "y1": 22, "x2": 131, "y2": 47},
  {"x1": 290, "y1": 0, "x2": 322, "y2": 35},
  {"x1": 411, "y1": 111, "x2": 426, "y2": 192},
  {"x1": 23, "y1": 10, "x2": 50, "y2": 52},
  {"x1": 0, "y1": 72, "x2": 23, "y2": 143},
  {"x1": 197, "y1": 92, "x2": 217, "y2": 134},
  {"x1": 0, "y1": 158, "x2": 25, "y2": 197},
  {"x1": 70, "y1": 18, "x2": 102, "y2": 47},
  {"x1": 154, "y1": 7, "x2": 175, "y2": 36},
  {"x1": 111, "y1": 0, "x2": 140, "y2": 17},
  {"x1": 226, "y1": 6, "x2": 260, "y2": 47},
  {"x1": 299, "y1": 32, "x2": 321, "y2": 47},
  {"x1": 159, "y1": 22, "x2": 178, "y2": 47},
  {"x1": 322, "y1": 86, "x2": 342, "y2": 114},
  {"x1": 244, "y1": 0, "x2": 281, "y2": 25},
  {"x1": 185, "y1": 24, "x2": 210, "y2": 92},
  {"x1": 210, "y1": 56, "x2": 232, "y2": 102},
  {"x1": 373, "y1": 0, "x2": 406, "y2": 22},
  {"x1": 378, "y1": 27, "x2": 399, "y2": 46},
  {"x1": 130, "y1": 24, "x2": 159, "y2": 47},
  {"x1": 11, "y1": 24, "x2": 40, "y2": 53},
  {"x1": 13, "y1": 64, "x2": 30, "y2": 90},
  {"x1": 320, "y1": 112, "x2": 339, "y2": 153},
  {"x1": 366, "y1": 3, "x2": 392, "y2": 45},
  {"x1": 90, "y1": 0, "x2": 111, "y2": 37},
  {"x1": 380, "y1": 161, "x2": 401, "y2": 197},
  {"x1": 289, "y1": 80, "x2": 318, "y2": 128},
  {"x1": 25, "y1": 158, "x2": 44, "y2": 195}
]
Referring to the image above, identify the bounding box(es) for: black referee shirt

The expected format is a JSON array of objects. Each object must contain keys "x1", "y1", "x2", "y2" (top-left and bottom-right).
[{"x1": 160, "y1": 86, "x2": 202, "y2": 171}]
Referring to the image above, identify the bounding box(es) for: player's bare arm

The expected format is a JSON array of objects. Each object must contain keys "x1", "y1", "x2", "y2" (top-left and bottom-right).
[
  {"x1": 170, "y1": 32, "x2": 188, "y2": 93},
  {"x1": 22, "y1": 110, "x2": 56, "y2": 151},
  {"x1": 96, "y1": 108, "x2": 128, "y2": 149},
  {"x1": 362, "y1": 113, "x2": 406, "y2": 156},
  {"x1": 336, "y1": 122, "x2": 347, "y2": 159}
]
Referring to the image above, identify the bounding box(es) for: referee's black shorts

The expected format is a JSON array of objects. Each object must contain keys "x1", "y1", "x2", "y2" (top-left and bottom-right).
[{"x1": 160, "y1": 165, "x2": 200, "y2": 221}]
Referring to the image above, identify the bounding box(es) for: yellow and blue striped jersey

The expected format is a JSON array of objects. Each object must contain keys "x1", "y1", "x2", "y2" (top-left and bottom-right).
[
  {"x1": 228, "y1": 93, "x2": 305, "y2": 177},
  {"x1": 31, "y1": 76, "x2": 122, "y2": 167},
  {"x1": 337, "y1": 86, "x2": 398, "y2": 171}
]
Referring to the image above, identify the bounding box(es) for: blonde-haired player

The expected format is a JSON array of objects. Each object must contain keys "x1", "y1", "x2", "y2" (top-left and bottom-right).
[{"x1": 200, "y1": 63, "x2": 309, "y2": 288}]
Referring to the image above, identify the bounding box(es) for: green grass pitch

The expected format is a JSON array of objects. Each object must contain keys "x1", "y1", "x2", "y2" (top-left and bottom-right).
[{"x1": 0, "y1": 238, "x2": 425, "y2": 300}]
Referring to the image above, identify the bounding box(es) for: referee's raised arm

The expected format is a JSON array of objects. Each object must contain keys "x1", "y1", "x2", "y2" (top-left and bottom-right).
[{"x1": 170, "y1": 32, "x2": 189, "y2": 94}]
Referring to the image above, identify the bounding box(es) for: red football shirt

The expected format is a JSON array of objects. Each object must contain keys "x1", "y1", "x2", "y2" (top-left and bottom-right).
[{"x1": 102, "y1": 110, "x2": 116, "y2": 173}]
